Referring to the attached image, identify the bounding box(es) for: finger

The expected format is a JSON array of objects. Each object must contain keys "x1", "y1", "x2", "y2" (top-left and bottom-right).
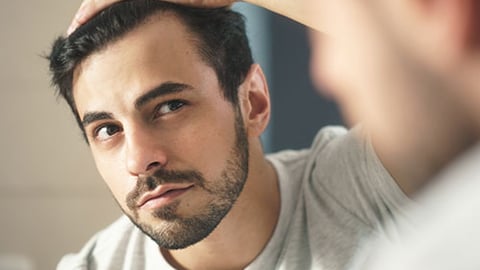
[
  {"x1": 76, "y1": 0, "x2": 123, "y2": 24},
  {"x1": 67, "y1": 0, "x2": 123, "y2": 35},
  {"x1": 164, "y1": 0, "x2": 233, "y2": 8}
]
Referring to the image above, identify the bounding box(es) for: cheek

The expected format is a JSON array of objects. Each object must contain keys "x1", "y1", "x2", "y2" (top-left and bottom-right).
[
  {"x1": 312, "y1": 37, "x2": 357, "y2": 102},
  {"x1": 91, "y1": 149, "x2": 133, "y2": 208},
  {"x1": 311, "y1": 36, "x2": 383, "y2": 126},
  {"x1": 310, "y1": 2, "x2": 387, "y2": 99},
  {"x1": 174, "y1": 112, "x2": 238, "y2": 180},
  {"x1": 309, "y1": 31, "x2": 329, "y2": 95}
]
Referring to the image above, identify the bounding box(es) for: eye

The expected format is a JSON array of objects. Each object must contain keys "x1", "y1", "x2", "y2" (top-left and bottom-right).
[
  {"x1": 94, "y1": 124, "x2": 122, "y2": 141},
  {"x1": 155, "y1": 100, "x2": 186, "y2": 117}
]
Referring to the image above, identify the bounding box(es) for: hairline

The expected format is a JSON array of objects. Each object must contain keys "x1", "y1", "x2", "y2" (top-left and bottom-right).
[{"x1": 70, "y1": 9, "x2": 237, "y2": 141}]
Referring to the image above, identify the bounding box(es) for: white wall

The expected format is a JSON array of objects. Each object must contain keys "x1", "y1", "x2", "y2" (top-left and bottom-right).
[{"x1": 0, "y1": 2, "x2": 120, "y2": 269}]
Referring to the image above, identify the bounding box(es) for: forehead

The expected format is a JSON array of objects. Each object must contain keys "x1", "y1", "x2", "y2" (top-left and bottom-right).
[
  {"x1": 72, "y1": 13, "x2": 218, "y2": 116},
  {"x1": 75, "y1": 12, "x2": 202, "y2": 82}
]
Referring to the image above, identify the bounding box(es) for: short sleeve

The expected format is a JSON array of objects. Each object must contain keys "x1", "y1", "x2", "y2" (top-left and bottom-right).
[{"x1": 307, "y1": 125, "x2": 411, "y2": 230}]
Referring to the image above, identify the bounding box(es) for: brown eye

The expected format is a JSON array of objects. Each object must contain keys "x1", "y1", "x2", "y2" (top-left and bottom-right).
[
  {"x1": 95, "y1": 124, "x2": 122, "y2": 141},
  {"x1": 156, "y1": 100, "x2": 185, "y2": 116}
]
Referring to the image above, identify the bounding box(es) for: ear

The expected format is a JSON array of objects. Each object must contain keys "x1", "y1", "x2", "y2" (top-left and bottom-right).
[{"x1": 237, "y1": 64, "x2": 271, "y2": 138}]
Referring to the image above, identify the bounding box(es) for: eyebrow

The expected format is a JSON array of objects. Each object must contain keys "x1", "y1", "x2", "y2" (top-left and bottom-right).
[
  {"x1": 81, "y1": 111, "x2": 114, "y2": 129},
  {"x1": 135, "y1": 82, "x2": 193, "y2": 110},
  {"x1": 80, "y1": 82, "x2": 193, "y2": 129}
]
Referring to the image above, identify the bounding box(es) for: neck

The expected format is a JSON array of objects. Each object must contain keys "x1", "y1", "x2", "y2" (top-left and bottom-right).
[{"x1": 162, "y1": 141, "x2": 280, "y2": 270}]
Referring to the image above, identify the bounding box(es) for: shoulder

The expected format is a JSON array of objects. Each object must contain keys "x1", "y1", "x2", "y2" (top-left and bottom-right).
[
  {"x1": 308, "y1": 125, "x2": 384, "y2": 178},
  {"x1": 57, "y1": 216, "x2": 141, "y2": 269},
  {"x1": 306, "y1": 125, "x2": 409, "y2": 227},
  {"x1": 311, "y1": 125, "x2": 350, "y2": 148},
  {"x1": 310, "y1": 125, "x2": 363, "y2": 159},
  {"x1": 267, "y1": 126, "x2": 349, "y2": 163},
  {"x1": 266, "y1": 125, "x2": 363, "y2": 180}
]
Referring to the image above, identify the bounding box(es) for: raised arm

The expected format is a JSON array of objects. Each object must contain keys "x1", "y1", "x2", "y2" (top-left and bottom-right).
[
  {"x1": 247, "y1": 0, "x2": 328, "y2": 32},
  {"x1": 68, "y1": 0, "x2": 328, "y2": 34}
]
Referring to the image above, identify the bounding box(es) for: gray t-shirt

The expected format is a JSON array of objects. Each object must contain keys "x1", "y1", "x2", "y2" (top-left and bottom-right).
[
  {"x1": 348, "y1": 143, "x2": 480, "y2": 270},
  {"x1": 57, "y1": 126, "x2": 409, "y2": 270}
]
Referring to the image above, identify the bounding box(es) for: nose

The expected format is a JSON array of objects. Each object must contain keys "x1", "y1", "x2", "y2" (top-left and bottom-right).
[{"x1": 125, "y1": 127, "x2": 167, "y2": 176}]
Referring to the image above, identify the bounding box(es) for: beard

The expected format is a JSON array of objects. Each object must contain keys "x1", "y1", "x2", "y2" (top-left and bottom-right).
[{"x1": 121, "y1": 109, "x2": 249, "y2": 249}]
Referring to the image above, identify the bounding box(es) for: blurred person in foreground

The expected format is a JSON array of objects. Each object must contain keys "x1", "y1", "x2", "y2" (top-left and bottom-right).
[
  {"x1": 309, "y1": 1, "x2": 480, "y2": 269},
  {"x1": 310, "y1": 1, "x2": 480, "y2": 269},
  {"x1": 48, "y1": 0, "x2": 411, "y2": 269},
  {"x1": 72, "y1": 0, "x2": 480, "y2": 269}
]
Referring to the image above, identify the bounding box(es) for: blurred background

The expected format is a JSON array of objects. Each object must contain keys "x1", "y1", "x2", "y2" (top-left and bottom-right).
[{"x1": 0, "y1": 1, "x2": 342, "y2": 269}]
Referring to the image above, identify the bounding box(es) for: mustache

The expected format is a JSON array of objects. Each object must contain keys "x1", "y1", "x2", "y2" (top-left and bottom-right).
[{"x1": 126, "y1": 168, "x2": 205, "y2": 210}]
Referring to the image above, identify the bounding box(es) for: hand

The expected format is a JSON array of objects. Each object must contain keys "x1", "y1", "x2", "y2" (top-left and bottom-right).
[
  {"x1": 67, "y1": 0, "x2": 237, "y2": 35},
  {"x1": 68, "y1": 0, "x2": 120, "y2": 35},
  {"x1": 165, "y1": 0, "x2": 237, "y2": 7}
]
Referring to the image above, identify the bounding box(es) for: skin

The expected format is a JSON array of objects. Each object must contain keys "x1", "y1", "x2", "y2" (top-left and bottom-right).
[
  {"x1": 67, "y1": 2, "x2": 480, "y2": 270},
  {"x1": 69, "y1": 0, "x2": 480, "y2": 196},
  {"x1": 73, "y1": 13, "x2": 280, "y2": 269},
  {"x1": 308, "y1": 0, "x2": 480, "y2": 193},
  {"x1": 68, "y1": 0, "x2": 327, "y2": 34}
]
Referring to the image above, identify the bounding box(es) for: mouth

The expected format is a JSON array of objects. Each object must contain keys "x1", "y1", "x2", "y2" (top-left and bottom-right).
[{"x1": 137, "y1": 183, "x2": 194, "y2": 210}]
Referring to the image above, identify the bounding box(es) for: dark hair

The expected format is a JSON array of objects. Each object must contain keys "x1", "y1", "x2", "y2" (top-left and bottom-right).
[{"x1": 47, "y1": 0, "x2": 253, "y2": 133}]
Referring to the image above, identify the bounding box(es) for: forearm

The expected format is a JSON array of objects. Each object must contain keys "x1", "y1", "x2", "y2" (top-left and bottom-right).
[
  {"x1": 244, "y1": 0, "x2": 328, "y2": 32},
  {"x1": 69, "y1": 0, "x2": 331, "y2": 34}
]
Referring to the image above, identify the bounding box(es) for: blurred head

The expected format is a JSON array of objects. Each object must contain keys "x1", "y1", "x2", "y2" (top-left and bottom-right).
[
  {"x1": 47, "y1": 0, "x2": 271, "y2": 249},
  {"x1": 310, "y1": 0, "x2": 480, "y2": 179}
]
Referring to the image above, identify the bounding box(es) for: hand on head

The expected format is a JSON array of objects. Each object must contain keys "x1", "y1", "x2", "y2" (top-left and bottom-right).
[
  {"x1": 68, "y1": 0, "x2": 237, "y2": 35},
  {"x1": 68, "y1": 0, "x2": 120, "y2": 34}
]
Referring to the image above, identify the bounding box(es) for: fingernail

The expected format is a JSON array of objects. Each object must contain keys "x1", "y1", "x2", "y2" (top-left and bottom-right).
[
  {"x1": 67, "y1": 21, "x2": 78, "y2": 35},
  {"x1": 75, "y1": 7, "x2": 86, "y2": 22}
]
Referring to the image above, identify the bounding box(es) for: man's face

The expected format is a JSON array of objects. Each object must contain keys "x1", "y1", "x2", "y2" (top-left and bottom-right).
[{"x1": 72, "y1": 14, "x2": 249, "y2": 249}]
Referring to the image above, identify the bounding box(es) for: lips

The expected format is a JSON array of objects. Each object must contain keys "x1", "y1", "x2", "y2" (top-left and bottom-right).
[{"x1": 137, "y1": 183, "x2": 194, "y2": 208}]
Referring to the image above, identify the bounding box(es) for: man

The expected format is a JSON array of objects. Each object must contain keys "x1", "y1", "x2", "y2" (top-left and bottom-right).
[
  {"x1": 72, "y1": 0, "x2": 480, "y2": 269},
  {"x1": 48, "y1": 0, "x2": 408, "y2": 269},
  {"x1": 307, "y1": 1, "x2": 480, "y2": 269}
]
